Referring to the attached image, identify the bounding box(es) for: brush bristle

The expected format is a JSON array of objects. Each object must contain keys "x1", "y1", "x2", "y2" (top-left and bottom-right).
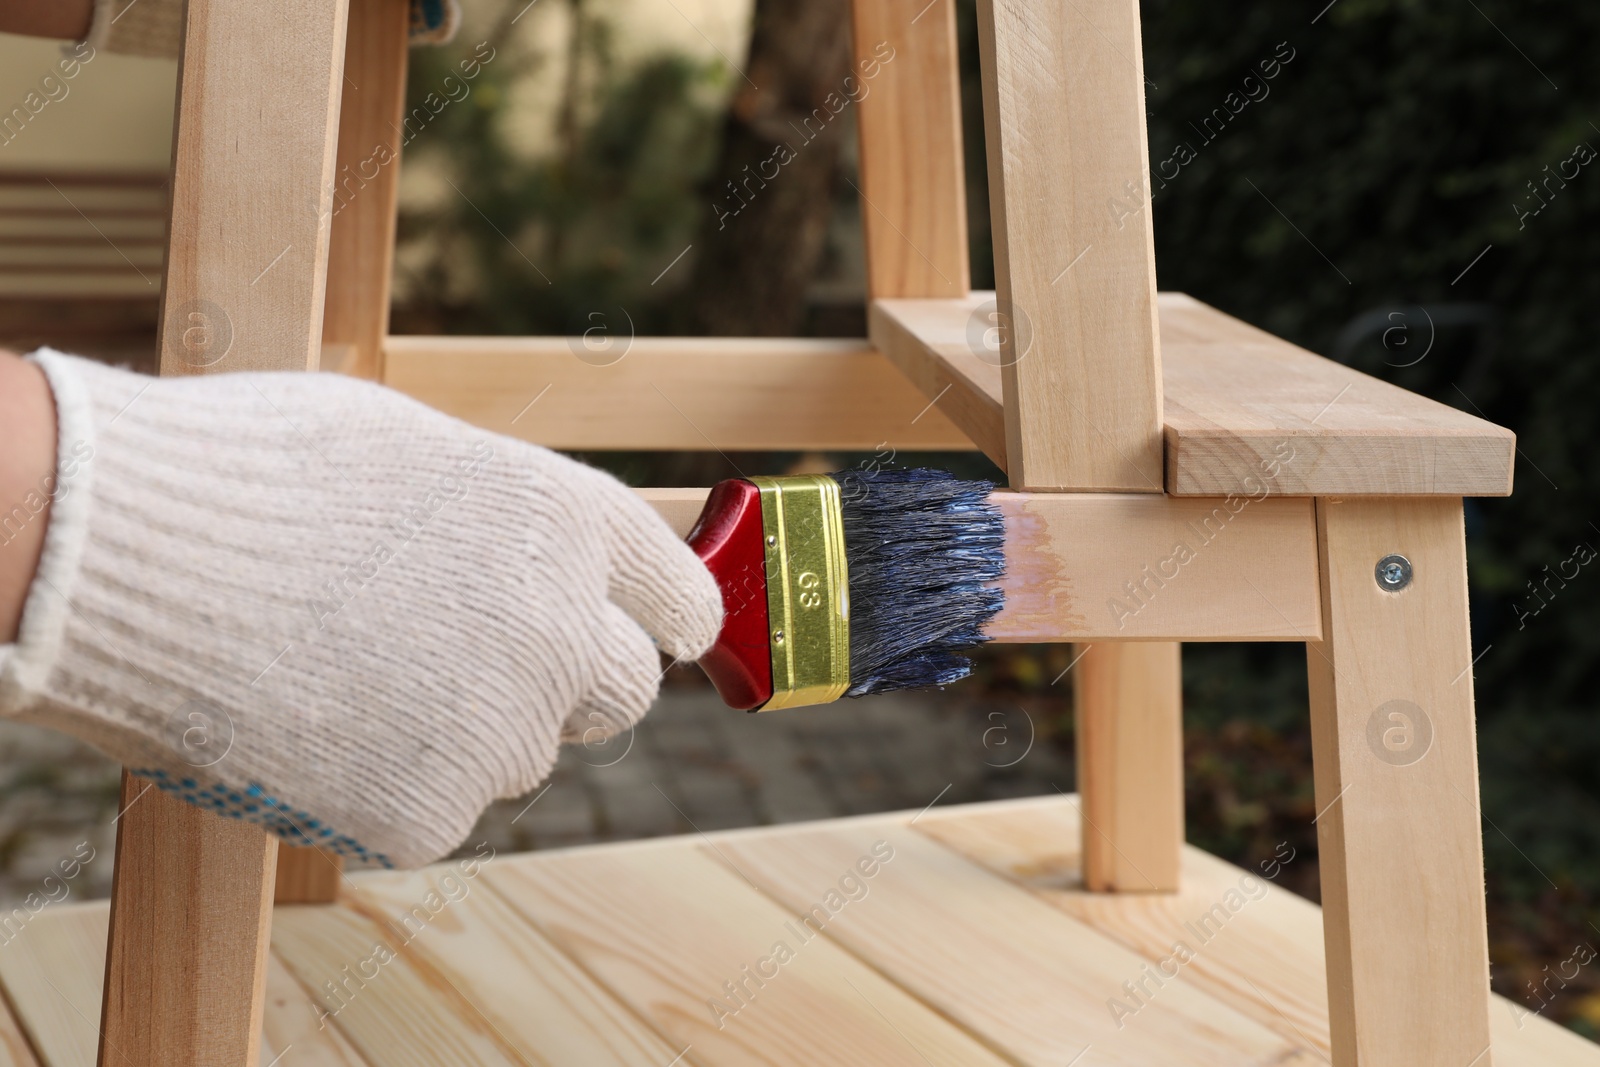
[{"x1": 831, "y1": 467, "x2": 1005, "y2": 698}]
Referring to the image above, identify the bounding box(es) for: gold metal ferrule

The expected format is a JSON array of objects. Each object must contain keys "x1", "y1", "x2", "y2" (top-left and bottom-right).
[{"x1": 749, "y1": 474, "x2": 850, "y2": 710}]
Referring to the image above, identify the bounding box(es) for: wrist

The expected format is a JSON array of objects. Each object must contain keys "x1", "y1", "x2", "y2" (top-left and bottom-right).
[{"x1": 0, "y1": 351, "x2": 59, "y2": 645}]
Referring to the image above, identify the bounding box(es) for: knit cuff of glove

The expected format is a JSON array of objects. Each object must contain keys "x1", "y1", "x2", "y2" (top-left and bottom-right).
[{"x1": 0, "y1": 349, "x2": 96, "y2": 709}]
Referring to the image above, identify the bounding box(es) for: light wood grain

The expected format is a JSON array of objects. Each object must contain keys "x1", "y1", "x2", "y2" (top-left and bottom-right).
[
  {"x1": 870, "y1": 292, "x2": 1517, "y2": 496},
  {"x1": 0, "y1": 902, "x2": 106, "y2": 1067},
  {"x1": 327, "y1": 864, "x2": 682, "y2": 1065},
  {"x1": 321, "y1": 0, "x2": 410, "y2": 382},
  {"x1": 870, "y1": 296, "x2": 1007, "y2": 466},
  {"x1": 1488, "y1": 1002, "x2": 1600, "y2": 1067},
  {"x1": 485, "y1": 842, "x2": 1013, "y2": 1066},
  {"x1": 1306, "y1": 497, "x2": 1493, "y2": 1066},
  {"x1": 717, "y1": 821, "x2": 1304, "y2": 1066},
  {"x1": 100, "y1": 774, "x2": 280, "y2": 1067},
  {"x1": 1074, "y1": 642, "x2": 1184, "y2": 892},
  {"x1": 975, "y1": 0, "x2": 1163, "y2": 491},
  {"x1": 259, "y1": 953, "x2": 371, "y2": 1067},
  {"x1": 641, "y1": 488, "x2": 1322, "y2": 642},
  {"x1": 918, "y1": 795, "x2": 1332, "y2": 1055},
  {"x1": 270, "y1": 896, "x2": 526, "y2": 1067},
  {"x1": 381, "y1": 336, "x2": 976, "y2": 451},
  {"x1": 851, "y1": 0, "x2": 969, "y2": 300},
  {"x1": 1161, "y1": 294, "x2": 1515, "y2": 497},
  {"x1": 919, "y1": 794, "x2": 1600, "y2": 1067},
  {"x1": 0, "y1": 801, "x2": 1595, "y2": 1067},
  {"x1": 156, "y1": 0, "x2": 350, "y2": 376},
  {"x1": 0, "y1": 902, "x2": 365, "y2": 1067}
]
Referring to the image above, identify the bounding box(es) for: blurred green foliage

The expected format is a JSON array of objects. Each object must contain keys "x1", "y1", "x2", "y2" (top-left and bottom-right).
[{"x1": 397, "y1": 5, "x2": 727, "y2": 335}]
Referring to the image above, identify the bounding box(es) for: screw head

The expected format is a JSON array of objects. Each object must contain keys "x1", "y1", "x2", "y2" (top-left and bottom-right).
[
  {"x1": 772, "y1": 630, "x2": 785, "y2": 644},
  {"x1": 766, "y1": 534, "x2": 778, "y2": 546},
  {"x1": 1375, "y1": 554, "x2": 1413, "y2": 591}
]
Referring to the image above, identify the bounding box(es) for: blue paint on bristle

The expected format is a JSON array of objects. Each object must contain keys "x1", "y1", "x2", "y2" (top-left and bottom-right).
[{"x1": 830, "y1": 467, "x2": 1006, "y2": 698}]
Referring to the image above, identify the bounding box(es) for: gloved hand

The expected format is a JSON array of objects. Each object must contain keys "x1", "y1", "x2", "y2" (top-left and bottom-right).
[{"x1": 0, "y1": 350, "x2": 722, "y2": 868}]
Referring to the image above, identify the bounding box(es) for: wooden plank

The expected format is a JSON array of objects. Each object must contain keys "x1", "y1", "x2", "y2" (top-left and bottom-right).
[
  {"x1": 483, "y1": 840, "x2": 1013, "y2": 1066},
  {"x1": 0, "y1": 901, "x2": 367, "y2": 1067},
  {"x1": 324, "y1": 865, "x2": 680, "y2": 1064},
  {"x1": 1074, "y1": 641, "x2": 1183, "y2": 892},
  {"x1": 1161, "y1": 294, "x2": 1515, "y2": 497},
  {"x1": 381, "y1": 336, "x2": 977, "y2": 451},
  {"x1": 870, "y1": 296, "x2": 1006, "y2": 467},
  {"x1": 850, "y1": 0, "x2": 969, "y2": 299},
  {"x1": 100, "y1": 774, "x2": 280, "y2": 1067},
  {"x1": 0, "y1": 902, "x2": 106, "y2": 1067},
  {"x1": 261, "y1": 954, "x2": 371, "y2": 1067},
  {"x1": 642, "y1": 488, "x2": 1322, "y2": 642},
  {"x1": 156, "y1": 0, "x2": 350, "y2": 376},
  {"x1": 717, "y1": 820, "x2": 1306, "y2": 1066},
  {"x1": 975, "y1": 0, "x2": 1163, "y2": 492},
  {"x1": 918, "y1": 796, "x2": 1332, "y2": 1056},
  {"x1": 917, "y1": 795, "x2": 1600, "y2": 1067},
  {"x1": 1, "y1": 806, "x2": 1592, "y2": 1067},
  {"x1": 872, "y1": 292, "x2": 1518, "y2": 496},
  {"x1": 270, "y1": 899, "x2": 526, "y2": 1066},
  {"x1": 321, "y1": 0, "x2": 410, "y2": 382},
  {"x1": 103, "y1": 2, "x2": 352, "y2": 1062},
  {"x1": 1306, "y1": 497, "x2": 1493, "y2": 1066}
]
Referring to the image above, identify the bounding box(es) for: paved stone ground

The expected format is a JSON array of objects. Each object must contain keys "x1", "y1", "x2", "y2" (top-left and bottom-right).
[
  {"x1": 0, "y1": 680, "x2": 1072, "y2": 903},
  {"x1": 460, "y1": 682, "x2": 1072, "y2": 859},
  {"x1": 0, "y1": 723, "x2": 122, "y2": 906}
]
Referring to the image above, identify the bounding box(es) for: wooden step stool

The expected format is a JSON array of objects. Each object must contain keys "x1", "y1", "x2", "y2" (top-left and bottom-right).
[{"x1": 96, "y1": 0, "x2": 1516, "y2": 1063}]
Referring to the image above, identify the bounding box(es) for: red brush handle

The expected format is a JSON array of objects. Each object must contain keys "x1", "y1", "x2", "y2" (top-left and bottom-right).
[{"x1": 685, "y1": 479, "x2": 773, "y2": 711}]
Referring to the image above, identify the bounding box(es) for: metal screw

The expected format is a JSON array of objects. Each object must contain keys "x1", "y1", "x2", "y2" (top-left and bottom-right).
[
  {"x1": 1375, "y1": 554, "x2": 1413, "y2": 592},
  {"x1": 772, "y1": 630, "x2": 785, "y2": 644},
  {"x1": 766, "y1": 534, "x2": 778, "y2": 546}
]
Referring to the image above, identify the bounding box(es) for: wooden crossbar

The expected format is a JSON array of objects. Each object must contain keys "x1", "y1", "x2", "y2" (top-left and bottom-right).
[
  {"x1": 380, "y1": 336, "x2": 975, "y2": 451},
  {"x1": 642, "y1": 488, "x2": 1321, "y2": 642}
]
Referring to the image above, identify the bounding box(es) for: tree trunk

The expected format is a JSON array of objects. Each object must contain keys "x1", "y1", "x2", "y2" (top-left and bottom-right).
[{"x1": 681, "y1": 0, "x2": 852, "y2": 336}]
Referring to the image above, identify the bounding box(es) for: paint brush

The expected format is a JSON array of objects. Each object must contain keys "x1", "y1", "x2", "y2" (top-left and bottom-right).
[{"x1": 685, "y1": 468, "x2": 1005, "y2": 711}]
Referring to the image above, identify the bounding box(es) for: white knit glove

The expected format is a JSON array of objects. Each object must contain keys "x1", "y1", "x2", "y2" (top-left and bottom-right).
[{"x1": 0, "y1": 350, "x2": 721, "y2": 868}]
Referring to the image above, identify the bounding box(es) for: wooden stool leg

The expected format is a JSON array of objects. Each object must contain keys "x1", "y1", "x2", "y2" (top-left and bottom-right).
[
  {"x1": 101, "y1": 774, "x2": 278, "y2": 1066},
  {"x1": 850, "y1": 0, "x2": 969, "y2": 301},
  {"x1": 276, "y1": 0, "x2": 410, "y2": 905},
  {"x1": 1073, "y1": 641, "x2": 1183, "y2": 892},
  {"x1": 1306, "y1": 497, "x2": 1493, "y2": 1066},
  {"x1": 975, "y1": 0, "x2": 1164, "y2": 492},
  {"x1": 320, "y1": 0, "x2": 411, "y2": 380},
  {"x1": 99, "y1": 0, "x2": 351, "y2": 1062},
  {"x1": 272, "y1": 846, "x2": 345, "y2": 906}
]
